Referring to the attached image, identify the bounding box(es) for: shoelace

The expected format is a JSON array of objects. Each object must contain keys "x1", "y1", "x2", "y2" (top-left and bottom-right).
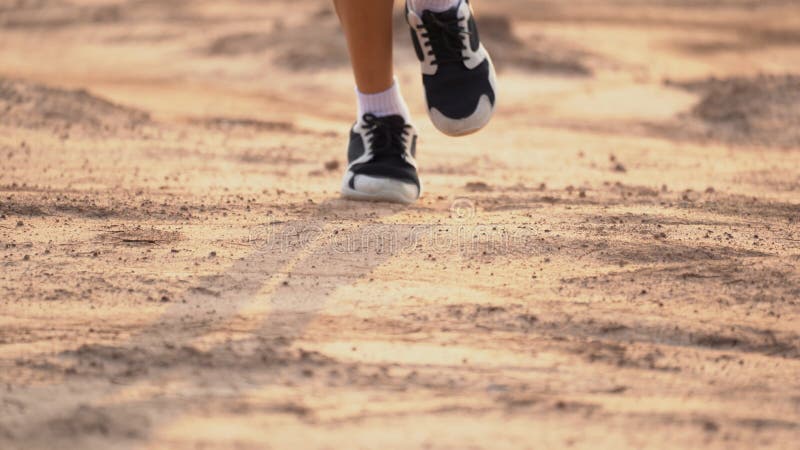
[
  {"x1": 362, "y1": 113, "x2": 410, "y2": 156},
  {"x1": 418, "y1": 10, "x2": 470, "y2": 65}
]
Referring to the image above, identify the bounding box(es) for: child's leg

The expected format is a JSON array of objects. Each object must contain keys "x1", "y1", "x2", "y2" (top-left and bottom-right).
[
  {"x1": 333, "y1": 0, "x2": 395, "y2": 94},
  {"x1": 334, "y1": 0, "x2": 410, "y2": 120},
  {"x1": 334, "y1": 0, "x2": 421, "y2": 204}
]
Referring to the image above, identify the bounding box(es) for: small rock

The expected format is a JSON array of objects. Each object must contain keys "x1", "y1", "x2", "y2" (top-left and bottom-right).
[
  {"x1": 702, "y1": 420, "x2": 719, "y2": 433},
  {"x1": 465, "y1": 181, "x2": 491, "y2": 192},
  {"x1": 324, "y1": 160, "x2": 340, "y2": 171}
]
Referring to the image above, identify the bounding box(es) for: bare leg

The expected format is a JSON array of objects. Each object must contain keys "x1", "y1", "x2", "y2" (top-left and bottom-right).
[
  {"x1": 333, "y1": 0, "x2": 395, "y2": 94},
  {"x1": 335, "y1": 0, "x2": 419, "y2": 204}
]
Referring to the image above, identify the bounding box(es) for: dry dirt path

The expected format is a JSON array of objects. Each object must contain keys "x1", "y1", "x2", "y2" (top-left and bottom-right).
[{"x1": 1, "y1": 1, "x2": 799, "y2": 448}]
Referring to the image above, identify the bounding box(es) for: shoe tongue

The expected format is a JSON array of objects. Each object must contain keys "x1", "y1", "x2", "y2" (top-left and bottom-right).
[
  {"x1": 360, "y1": 114, "x2": 406, "y2": 129},
  {"x1": 423, "y1": 3, "x2": 460, "y2": 21},
  {"x1": 379, "y1": 114, "x2": 407, "y2": 127}
]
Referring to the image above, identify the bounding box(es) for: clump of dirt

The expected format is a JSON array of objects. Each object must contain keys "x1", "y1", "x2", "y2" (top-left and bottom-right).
[
  {"x1": 0, "y1": 0, "x2": 123, "y2": 29},
  {"x1": 665, "y1": 74, "x2": 800, "y2": 148},
  {"x1": 205, "y1": 32, "x2": 274, "y2": 56},
  {"x1": 51, "y1": 341, "x2": 335, "y2": 380},
  {"x1": 205, "y1": 8, "x2": 348, "y2": 71},
  {"x1": 95, "y1": 226, "x2": 182, "y2": 246},
  {"x1": 676, "y1": 27, "x2": 800, "y2": 55},
  {"x1": 0, "y1": 78, "x2": 150, "y2": 133},
  {"x1": 464, "y1": 181, "x2": 492, "y2": 192},
  {"x1": 45, "y1": 404, "x2": 149, "y2": 440},
  {"x1": 195, "y1": 116, "x2": 295, "y2": 132},
  {"x1": 0, "y1": 0, "x2": 210, "y2": 30},
  {"x1": 478, "y1": 15, "x2": 592, "y2": 75}
]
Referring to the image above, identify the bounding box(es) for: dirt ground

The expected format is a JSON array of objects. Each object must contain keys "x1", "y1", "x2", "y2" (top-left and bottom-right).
[{"x1": 1, "y1": 0, "x2": 800, "y2": 448}]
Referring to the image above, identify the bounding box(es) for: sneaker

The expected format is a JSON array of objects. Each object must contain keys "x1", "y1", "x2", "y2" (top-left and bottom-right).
[
  {"x1": 341, "y1": 113, "x2": 421, "y2": 204},
  {"x1": 406, "y1": 0, "x2": 497, "y2": 136}
]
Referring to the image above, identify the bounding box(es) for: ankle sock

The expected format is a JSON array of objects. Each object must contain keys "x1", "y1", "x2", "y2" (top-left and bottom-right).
[
  {"x1": 356, "y1": 78, "x2": 411, "y2": 122},
  {"x1": 410, "y1": 0, "x2": 460, "y2": 14}
]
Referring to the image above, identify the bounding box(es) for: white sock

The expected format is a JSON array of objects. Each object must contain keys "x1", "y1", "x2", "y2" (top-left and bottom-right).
[
  {"x1": 356, "y1": 78, "x2": 411, "y2": 122},
  {"x1": 410, "y1": 0, "x2": 460, "y2": 14}
]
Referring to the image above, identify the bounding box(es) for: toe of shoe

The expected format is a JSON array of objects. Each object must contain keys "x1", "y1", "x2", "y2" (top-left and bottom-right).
[
  {"x1": 423, "y1": 57, "x2": 497, "y2": 136},
  {"x1": 342, "y1": 173, "x2": 421, "y2": 204},
  {"x1": 429, "y1": 94, "x2": 494, "y2": 137}
]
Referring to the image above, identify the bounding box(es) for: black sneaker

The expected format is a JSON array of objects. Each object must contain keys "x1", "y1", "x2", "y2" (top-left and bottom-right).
[
  {"x1": 341, "y1": 113, "x2": 421, "y2": 204},
  {"x1": 406, "y1": 0, "x2": 497, "y2": 136}
]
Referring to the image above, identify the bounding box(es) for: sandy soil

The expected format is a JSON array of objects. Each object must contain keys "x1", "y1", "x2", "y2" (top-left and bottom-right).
[{"x1": 1, "y1": 0, "x2": 800, "y2": 448}]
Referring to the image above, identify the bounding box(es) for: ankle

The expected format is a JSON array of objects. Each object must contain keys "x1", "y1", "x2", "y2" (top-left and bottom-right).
[
  {"x1": 410, "y1": 0, "x2": 460, "y2": 14},
  {"x1": 356, "y1": 77, "x2": 411, "y2": 122}
]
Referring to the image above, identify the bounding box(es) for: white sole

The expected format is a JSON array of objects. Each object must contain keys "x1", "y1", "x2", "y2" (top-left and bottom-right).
[
  {"x1": 341, "y1": 172, "x2": 421, "y2": 204},
  {"x1": 428, "y1": 53, "x2": 498, "y2": 137}
]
